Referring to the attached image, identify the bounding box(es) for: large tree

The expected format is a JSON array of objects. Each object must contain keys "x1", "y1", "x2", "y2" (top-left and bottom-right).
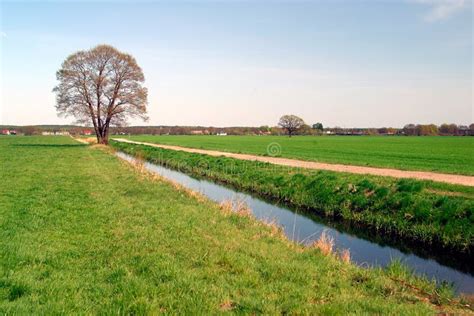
[
  {"x1": 278, "y1": 115, "x2": 305, "y2": 137},
  {"x1": 54, "y1": 45, "x2": 148, "y2": 144}
]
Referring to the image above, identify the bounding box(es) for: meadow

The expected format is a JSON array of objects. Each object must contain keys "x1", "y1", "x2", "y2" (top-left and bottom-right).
[
  {"x1": 121, "y1": 135, "x2": 474, "y2": 176},
  {"x1": 0, "y1": 136, "x2": 469, "y2": 314},
  {"x1": 112, "y1": 140, "x2": 474, "y2": 254}
]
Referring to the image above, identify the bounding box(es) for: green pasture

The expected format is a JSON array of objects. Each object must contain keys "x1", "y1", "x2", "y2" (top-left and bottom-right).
[{"x1": 120, "y1": 135, "x2": 474, "y2": 175}]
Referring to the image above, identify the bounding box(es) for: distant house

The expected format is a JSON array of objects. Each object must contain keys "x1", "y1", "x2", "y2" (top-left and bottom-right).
[
  {"x1": 216, "y1": 132, "x2": 227, "y2": 136},
  {"x1": 9, "y1": 130, "x2": 17, "y2": 135},
  {"x1": 1, "y1": 130, "x2": 10, "y2": 135},
  {"x1": 191, "y1": 130, "x2": 204, "y2": 135},
  {"x1": 42, "y1": 131, "x2": 69, "y2": 136},
  {"x1": 82, "y1": 130, "x2": 92, "y2": 135}
]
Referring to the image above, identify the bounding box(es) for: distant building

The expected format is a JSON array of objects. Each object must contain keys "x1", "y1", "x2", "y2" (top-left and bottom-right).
[
  {"x1": 191, "y1": 130, "x2": 204, "y2": 135},
  {"x1": 216, "y1": 132, "x2": 227, "y2": 136},
  {"x1": 1, "y1": 130, "x2": 10, "y2": 135},
  {"x1": 42, "y1": 131, "x2": 70, "y2": 136},
  {"x1": 82, "y1": 130, "x2": 93, "y2": 135}
]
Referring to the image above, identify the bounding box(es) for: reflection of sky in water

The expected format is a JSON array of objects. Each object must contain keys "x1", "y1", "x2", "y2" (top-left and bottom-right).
[{"x1": 117, "y1": 152, "x2": 474, "y2": 294}]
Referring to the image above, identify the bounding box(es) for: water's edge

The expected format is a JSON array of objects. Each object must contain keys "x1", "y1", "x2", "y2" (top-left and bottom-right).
[{"x1": 116, "y1": 151, "x2": 474, "y2": 294}]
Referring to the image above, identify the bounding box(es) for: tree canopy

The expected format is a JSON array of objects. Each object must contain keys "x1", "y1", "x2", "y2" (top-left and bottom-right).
[
  {"x1": 53, "y1": 45, "x2": 148, "y2": 144},
  {"x1": 278, "y1": 115, "x2": 305, "y2": 137},
  {"x1": 312, "y1": 122, "x2": 324, "y2": 131}
]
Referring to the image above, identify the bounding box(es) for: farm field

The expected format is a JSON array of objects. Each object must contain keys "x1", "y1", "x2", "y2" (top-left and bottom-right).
[
  {"x1": 0, "y1": 136, "x2": 467, "y2": 314},
  {"x1": 120, "y1": 135, "x2": 474, "y2": 176}
]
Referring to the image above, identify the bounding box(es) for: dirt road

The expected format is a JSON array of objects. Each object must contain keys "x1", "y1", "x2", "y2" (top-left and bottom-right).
[{"x1": 113, "y1": 138, "x2": 474, "y2": 187}]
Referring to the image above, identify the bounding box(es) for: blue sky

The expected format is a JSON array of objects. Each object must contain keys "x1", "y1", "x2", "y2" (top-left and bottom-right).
[{"x1": 0, "y1": 1, "x2": 472, "y2": 127}]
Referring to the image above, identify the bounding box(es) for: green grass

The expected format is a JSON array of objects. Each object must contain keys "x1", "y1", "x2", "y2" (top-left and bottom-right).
[
  {"x1": 111, "y1": 140, "x2": 474, "y2": 254},
  {"x1": 119, "y1": 135, "x2": 474, "y2": 176},
  {"x1": 0, "y1": 136, "x2": 469, "y2": 313}
]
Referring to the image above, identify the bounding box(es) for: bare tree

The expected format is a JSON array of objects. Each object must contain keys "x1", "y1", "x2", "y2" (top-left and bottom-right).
[
  {"x1": 278, "y1": 115, "x2": 305, "y2": 137},
  {"x1": 53, "y1": 45, "x2": 148, "y2": 144}
]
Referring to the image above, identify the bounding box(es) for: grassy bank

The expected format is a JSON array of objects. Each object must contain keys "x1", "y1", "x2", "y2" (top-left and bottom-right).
[
  {"x1": 0, "y1": 136, "x2": 469, "y2": 313},
  {"x1": 120, "y1": 135, "x2": 474, "y2": 176},
  {"x1": 111, "y1": 141, "x2": 474, "y2": 255}
]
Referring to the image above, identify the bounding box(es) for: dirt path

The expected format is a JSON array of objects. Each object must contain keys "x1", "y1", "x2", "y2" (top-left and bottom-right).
[{"x1": 113, "y1": 138, "x2": 474, "y2": 187}]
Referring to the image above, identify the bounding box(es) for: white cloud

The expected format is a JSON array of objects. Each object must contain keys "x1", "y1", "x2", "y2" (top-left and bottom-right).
[
  {"x1": 414, "y1": 0, "x2": 468, "y2": 22},
  {"x1": 0, "y1": 31, "x2": 6, "y2": 38}
]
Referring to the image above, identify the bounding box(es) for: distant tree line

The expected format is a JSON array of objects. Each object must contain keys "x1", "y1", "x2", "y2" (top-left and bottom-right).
[
  {"x1": 276, "y1": 114, "x2": 474, "y2": 137},
  {"x1": 401, "y1": 123, "x2": 473, "y2": 136},
  {"x1": 312, "y1": 123, "x2": 473, "y2": 136},
  {"x1": 2, "y1": 122, "x2": 473, "y2": 136}
]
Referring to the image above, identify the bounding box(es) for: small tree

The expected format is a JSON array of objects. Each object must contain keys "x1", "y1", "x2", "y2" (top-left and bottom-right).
[
  {"x1": 53, "y1": 45, "x2": 148, "y2": 144},
  {"x1": 278, "y1": 115, "x2": 305, "y2": 137},
  {"x1": 312, "y1": 122, "x2": 323, "y2": 131}
]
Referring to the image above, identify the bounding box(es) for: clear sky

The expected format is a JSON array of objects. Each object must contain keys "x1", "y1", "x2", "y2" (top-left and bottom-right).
[{"x1": 0, "y1": 0, "x2": 472, "y2": 128}]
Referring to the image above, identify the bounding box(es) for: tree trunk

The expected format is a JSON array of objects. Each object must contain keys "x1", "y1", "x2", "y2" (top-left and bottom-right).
[
  {"x1": 98, "y1": 135, "x2": 108, "y2": 145},
  {"x1": 97, "y1": 126, "x2": 109, "y2": 144}
]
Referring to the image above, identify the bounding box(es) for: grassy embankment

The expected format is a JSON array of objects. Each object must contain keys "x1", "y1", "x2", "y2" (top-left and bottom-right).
[
  {"x1": 111, "y1": 141, "x2": 474, "y2": 255},
  {"x1": 121, "y1": 135, "x2": 474, "y2": 176},
  {"x1": 0, "y1": 136, "x2": 470, "y2": 313}
]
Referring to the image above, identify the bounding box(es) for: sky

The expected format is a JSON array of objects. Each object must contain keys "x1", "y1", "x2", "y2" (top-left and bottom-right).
[{"x1": 0, "y1": 0, "x2": 472, "y2": 128}]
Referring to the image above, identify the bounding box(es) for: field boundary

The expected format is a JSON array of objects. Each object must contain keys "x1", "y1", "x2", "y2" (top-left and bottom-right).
[{"x1": 112, "y1": 138, "x2": 474, "y2": 187}]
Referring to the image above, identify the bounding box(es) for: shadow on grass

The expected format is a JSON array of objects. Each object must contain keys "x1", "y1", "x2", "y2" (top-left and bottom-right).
[{"x1": 11, "y1": 144, "x2": 87, "y2": 148}]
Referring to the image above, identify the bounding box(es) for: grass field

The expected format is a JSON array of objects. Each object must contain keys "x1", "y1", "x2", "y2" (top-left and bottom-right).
[
  {"x1": 0, "y1": 136, "x2": 469, "y2": 313},
  {"x1": 119, "y1": 135, "x2": 474, "y2": 176}
]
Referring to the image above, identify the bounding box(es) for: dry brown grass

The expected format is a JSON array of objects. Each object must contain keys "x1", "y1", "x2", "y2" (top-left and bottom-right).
[
  {"x1": 219, "y1": 197, "x2": 253, "y2": 218},
  {"x1": 261, "y1": 218, "x2": 284, "y2": 237},
  {"x1": 219, "y1": 200, "x2": 234, "y2": 215},
  {"x1": 129, "y1": 153, "x2": 146, "y2": 174},
  {"x1": 311, "y1": 232, "x2": 351, "y2": 263},
  {"x1": 425, "y1": 189, "x2": 471, "y2": 198},
  {"x1": 339, "y1": 248, "x2": 351, "y2": 263},
  {"x1": 234, "y1": 199, "x2": 253, "y2": 218},
  {"x1": 91, "y1": 144, "x2": 115, "y2": 154},
  {"x1": 219, "y1": 300, "x2": 235, "y2": 311},
  {"x1": 73, "y1": 137, "x2": 97, "y2": 144},
  {"x1": 83, "y1": 137, "x2": 97, "y2": 144},
  {"x1": 311, "y1": 231, "x2": 334, "y2": 256}
]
